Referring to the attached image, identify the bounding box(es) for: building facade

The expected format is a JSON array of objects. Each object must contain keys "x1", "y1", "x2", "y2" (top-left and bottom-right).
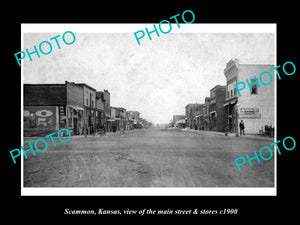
[
  {"x1": 202, "y1": 97, "x2": 210, "y2": 130},
  {"x1": 115, "y1": 107, "x2": 127, "y2": 132},
  {"x1": 223, "y1": 59, "x2": 274, "y2": 134},
  {"x1": 24, "y1": 81, "x2": 84, "y2": 136},
  {"x1": 75, "y1": 83, "x2": 96, "y2": 134},
  {"x1": 127, "y1": 111, "x2": 140, "y2": 129},
  {"x1": 65, "y1": 82, "x2": 85, "y2": 135},
  {"x1": 185, "y1": 103, "x2": 203, "y2": 129},
  {"x1": 95, "y1": 90, "x2": 110, "y2": 133},
  {"x1": 209, "y1": 85, "x2": 226, "y2": 132},
  {"x1": 172, "y1": 115, "x2": 186, "y2": 128}
]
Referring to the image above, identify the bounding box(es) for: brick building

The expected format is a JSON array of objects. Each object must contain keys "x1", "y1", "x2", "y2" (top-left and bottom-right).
[
  {"x1": 24, "y1": 81, "x2": 84, "y2": 136},
  {"x1": 209, "y1": 85, "x2": 226, "y2": 132},
  {"x1": 72, "y1": 83, "x2": 96, "y2": 135},
  {"x1": 185, "y1": 103, "x2": 203, "y2": 129},
  {"x1": 96, "y1": 90, "x2": 110, "y2": 133},
  {"x1": 115, "y1": 107, "x2": 127, "y2": 132},
  {"x1": 202, "y1": 97, "x2": 210, "y2": 130},
  {"x1": 194, "y1": 104, "x2": 207, "y2": 130}
]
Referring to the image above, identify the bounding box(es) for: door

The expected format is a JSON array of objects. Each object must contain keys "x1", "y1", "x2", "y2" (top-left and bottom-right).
[{"x1": 73, "y1": 117, "x2": 78, "y2": 135}]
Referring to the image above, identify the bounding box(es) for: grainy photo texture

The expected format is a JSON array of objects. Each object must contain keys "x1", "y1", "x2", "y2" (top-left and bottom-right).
[{"x1": 22, "y1": 26, "x2": 275, "y2": 193}]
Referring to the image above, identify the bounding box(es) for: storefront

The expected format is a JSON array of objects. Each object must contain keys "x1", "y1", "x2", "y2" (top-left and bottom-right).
[
  {"x1": 224, "y1": 99, "x2": 237, "y2": 133},
  {"x1": 66, "y1": 105, "x2": 84, "y2": 135}
]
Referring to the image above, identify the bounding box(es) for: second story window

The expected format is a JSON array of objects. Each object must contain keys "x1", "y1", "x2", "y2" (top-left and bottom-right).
[{"x1": 250, "y1": 79, "x2": 258, "y2": 95}]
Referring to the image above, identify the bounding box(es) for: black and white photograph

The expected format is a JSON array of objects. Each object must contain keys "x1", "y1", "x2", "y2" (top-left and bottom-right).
[
  {"x1": 4, "y1": 3, "x2": 299, "y2": 221},
  {"x1": 21, "y1": 24, "x2": 276, "y2": 195}
]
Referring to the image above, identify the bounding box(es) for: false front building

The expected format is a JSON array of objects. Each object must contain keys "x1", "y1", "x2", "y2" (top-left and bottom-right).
[
  {"x1": 223, "y1": 59, "x2": 274, "y2": 135},
  {"x1": 24, "y1": 81, "x2": 98, "y2": 136},
  {"x1": 24, "y1": 81, "x2": 85, "y2": 136}
]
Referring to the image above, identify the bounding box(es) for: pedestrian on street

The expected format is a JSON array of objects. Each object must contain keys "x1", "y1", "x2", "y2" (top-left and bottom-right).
[{"x1": 239, "y1": 120, "x2": 245, "y2": 136}]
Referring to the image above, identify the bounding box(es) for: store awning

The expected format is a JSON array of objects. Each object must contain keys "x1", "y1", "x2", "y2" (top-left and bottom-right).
[
  {"x1": 176, "y1": 119, "x2": 186, "y2": 124},
  {"x1": 223, "y1": 99, "x2": 238, "y2": 107},
  {"x1": 68, "y1": 105, "x2": 84, "y2": 111}
]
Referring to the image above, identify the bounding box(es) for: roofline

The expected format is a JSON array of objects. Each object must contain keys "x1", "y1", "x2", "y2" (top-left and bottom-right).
[
  {"x1": 24, "y1": 83, "x2": 65, "y2": 86},
  {"x1": 210, "y1": 84, "x2": 226, "y2": 91},
  {"x1": 75, "y1": 83, "x2": 96, "y2": 91},
  {"x1": 238, "y1": 63, "x2": 275, "y2": 66}
]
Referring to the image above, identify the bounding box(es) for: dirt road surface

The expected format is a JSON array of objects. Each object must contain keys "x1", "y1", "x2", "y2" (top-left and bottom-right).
[{"x1": 23, "y1": 128, "x2": 274, "y2": 187}]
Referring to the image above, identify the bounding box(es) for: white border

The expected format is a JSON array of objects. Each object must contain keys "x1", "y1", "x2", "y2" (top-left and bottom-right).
[
  {"x1": 21, "y1": 23, "x2": 276, "y2": 33},
  {"x1": 22, "y1": 187, "x2": 275, "y2": 196},
  {"x1": 21, "y1": 23, "x2": 277, "y2": 196}
]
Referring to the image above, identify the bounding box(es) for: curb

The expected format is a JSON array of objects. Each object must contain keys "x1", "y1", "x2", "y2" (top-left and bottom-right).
[{"x1": 180, "y1": 128, "x2": 274, "y2": 140}]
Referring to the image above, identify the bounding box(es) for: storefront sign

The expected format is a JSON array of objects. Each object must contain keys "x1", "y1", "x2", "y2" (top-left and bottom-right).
[
  {"x1": 239, "y1": 114, "x2": 261, "y2": 119},
  {"x1": 59, "y1": 106, "x2": 66, "y2": 126},
  {"x1": 24, "y1": 106, "x2": 57, "y2": 129},
  {"x1": 239, "y1": 108, "x2": 260, "y2": 118},
  {"x1": 240, "y1": 108, "x2": 259, "y2": 113}
]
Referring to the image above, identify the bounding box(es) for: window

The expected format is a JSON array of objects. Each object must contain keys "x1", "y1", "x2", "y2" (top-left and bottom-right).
[
  {"x1": 234, "y1": 88, "x2": 237, "y2": 96},
  {"x1": 230, "y1": 89, "x2": 233, "y2": 97},
  {"x1": 251, "y1": 85, "x2": 257, "y2": 94},
  {"x1": 250, "y1": 79, "x2": 257, "y2": 94},
  {"x1": 250, "y1": 79, "x2": 257, "y2": 95}
]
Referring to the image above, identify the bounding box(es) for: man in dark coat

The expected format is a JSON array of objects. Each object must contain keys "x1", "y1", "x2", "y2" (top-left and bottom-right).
[{"x1": 239, "y1": 120, "x2": 245, "y2": 136}]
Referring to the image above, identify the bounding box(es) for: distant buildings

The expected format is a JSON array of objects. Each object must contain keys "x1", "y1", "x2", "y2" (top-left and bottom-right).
[
  {"x1": 172, "y1": 58, "x2": 275, "y2": 136},
  {"x1": 185, "y1": 103, "x2": 203, "y2": 129},
  {"x1": 24, "y1": 81, "x2": 149, "y2": 137},
  {"x1": 172, "y1": 115, "x2": 186, "y2": 128},
  {"x1": 127, "y1": 111, "x2": 141, "y2": 129}
]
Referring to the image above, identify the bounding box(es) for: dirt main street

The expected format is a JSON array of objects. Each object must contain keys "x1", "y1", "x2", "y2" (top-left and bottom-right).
[{"x1": 23, "y1": 128, "x2": 274, "y2": 187}]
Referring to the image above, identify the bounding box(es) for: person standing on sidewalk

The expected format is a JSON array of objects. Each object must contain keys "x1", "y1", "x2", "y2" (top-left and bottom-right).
[{"x1": 239, "y1": 120, "x2": 245, "y2": 136}]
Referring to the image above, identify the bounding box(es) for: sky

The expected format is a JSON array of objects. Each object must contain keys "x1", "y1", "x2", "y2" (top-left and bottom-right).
[{"x1": 23, "y1": 28, "x2": 275, "y2": 124}]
